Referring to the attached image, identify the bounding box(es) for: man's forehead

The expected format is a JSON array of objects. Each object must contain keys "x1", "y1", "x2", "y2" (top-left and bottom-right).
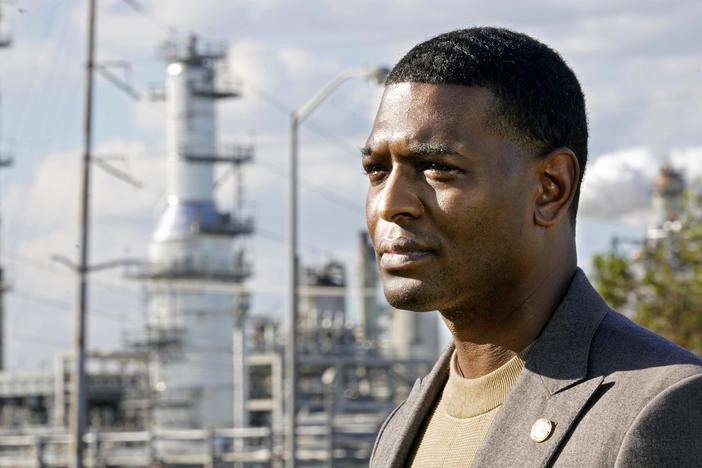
[
  {"x1": 366, "y1": 83, "x2": 496, "y2": 149},
  {"x1": 379, "y1": 82, "x2": 495, "y2": 110}
]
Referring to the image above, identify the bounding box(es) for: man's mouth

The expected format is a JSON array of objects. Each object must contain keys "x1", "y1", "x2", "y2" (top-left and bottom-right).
[
  {"x1": 379, "y1": 250, "x2": 433, "y2": 270},
  {"x1": 377, "y1": 237, "x2": 436, "y2": 270}
]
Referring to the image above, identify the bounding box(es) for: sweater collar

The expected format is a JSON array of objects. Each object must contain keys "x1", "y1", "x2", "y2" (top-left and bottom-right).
[{"x1": 443, "y1": 344, "x2": 532, "y2": 418}]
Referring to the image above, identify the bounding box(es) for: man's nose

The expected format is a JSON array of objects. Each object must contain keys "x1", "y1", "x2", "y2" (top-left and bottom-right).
[{"x1": 377, "y1": 168, "x2": 423, "y2": 221}]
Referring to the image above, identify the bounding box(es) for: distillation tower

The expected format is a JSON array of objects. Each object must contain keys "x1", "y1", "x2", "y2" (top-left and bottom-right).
[{"x1": 139, "y1": 36, "x2": 253, "y2": 430}]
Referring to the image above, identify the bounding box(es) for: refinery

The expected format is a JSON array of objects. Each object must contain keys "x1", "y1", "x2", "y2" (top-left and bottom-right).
[{"x1": 0, "y1": 13, "x2": 439, "y2": 467}]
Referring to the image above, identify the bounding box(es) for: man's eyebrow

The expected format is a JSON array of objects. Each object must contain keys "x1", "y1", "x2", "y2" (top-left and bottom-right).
[
  {"x1": 359, "y1": 143, "x2": 460, "y2": 157},
  {"x1": 409, "y1": 143, "x2": 460, "y2": 156}
]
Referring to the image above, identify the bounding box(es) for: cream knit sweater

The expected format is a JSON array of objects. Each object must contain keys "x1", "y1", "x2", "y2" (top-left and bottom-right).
[{"x1": 407, "y1": 344, "x2": 532, "y2": 467}]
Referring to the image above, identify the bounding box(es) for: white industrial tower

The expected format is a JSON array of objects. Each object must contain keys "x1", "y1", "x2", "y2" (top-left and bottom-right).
[{"x1": 138, "y1": 36, "x2": 253, "y2": 430}]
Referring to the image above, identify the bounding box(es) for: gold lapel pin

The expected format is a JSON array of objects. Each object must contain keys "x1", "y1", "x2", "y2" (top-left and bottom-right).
[{"x1": 530, "y1": 418, "x2": 554, "y2": 443}]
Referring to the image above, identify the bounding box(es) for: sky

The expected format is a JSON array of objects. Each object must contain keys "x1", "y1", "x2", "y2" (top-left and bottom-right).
[{"x1": 0, "y1": 0, "x2": 701, "y2": 370}]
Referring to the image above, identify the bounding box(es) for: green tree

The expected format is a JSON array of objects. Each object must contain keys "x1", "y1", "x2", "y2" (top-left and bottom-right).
[{"x1": 592, "y1": 189, "x2": 702, "y2": 356}]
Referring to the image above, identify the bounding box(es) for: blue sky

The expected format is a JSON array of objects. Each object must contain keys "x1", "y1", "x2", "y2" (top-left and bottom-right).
[{"x1": 1, "y1": 0, "x2": 702, "y2": 369}]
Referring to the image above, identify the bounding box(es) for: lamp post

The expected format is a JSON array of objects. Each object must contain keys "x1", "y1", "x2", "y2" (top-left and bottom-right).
[{"x1": 286, "y1": 66, "x2": 389, "y2": 468}]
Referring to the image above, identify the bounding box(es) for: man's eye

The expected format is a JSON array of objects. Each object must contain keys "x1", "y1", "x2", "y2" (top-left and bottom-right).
[
  {"x1": 363, "y1": 164, "x2": 389, "y2": 178},
  {"x1": 420, "y1": 161, "x2": 453, "y2": 172}
]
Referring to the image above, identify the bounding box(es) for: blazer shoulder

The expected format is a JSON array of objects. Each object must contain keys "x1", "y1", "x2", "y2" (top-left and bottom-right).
[
  {"x1": 614, "y1": 372, "x2": 702, "y2": 468},
  {"x1": 590, "y1": 307, "x2": 702, "y2": 377}
]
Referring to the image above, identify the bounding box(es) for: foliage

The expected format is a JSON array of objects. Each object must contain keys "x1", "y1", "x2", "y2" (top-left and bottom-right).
[{"x1": 592, "y1": 189, "x2": 702, "y2": 356}]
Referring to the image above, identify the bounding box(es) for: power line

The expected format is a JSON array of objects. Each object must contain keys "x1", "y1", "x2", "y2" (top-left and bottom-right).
[
  {"x1": 6, "y1": 330, "x2": 70, "y2": 349},
  {"x1": 10, "y1": 288, "x2": 142, "y2": 328},
  {"x1": 120, "y1": 0, "x2": 172, "y2": 36},
  {"x1": 222, "y1": 82, "x2": 366, "y2": 216},
  {"x1": 256, "y1": 160, "x2": 361, "y2": 215},
  {"x1": 2, "y1": 3, "x2": 81, "y2": 246},
  {"x1": 255, "y1": 226, "x2": 355, "y2": 263}
]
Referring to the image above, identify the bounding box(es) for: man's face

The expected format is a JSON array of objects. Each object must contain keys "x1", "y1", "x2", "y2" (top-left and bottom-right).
[{"x1": 363, "y1": 83, "x2": 541, "y2": 313}]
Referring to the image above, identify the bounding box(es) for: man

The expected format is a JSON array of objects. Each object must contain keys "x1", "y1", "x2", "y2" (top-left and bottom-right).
[{"x1": 363, "y1": 27, "x2": 702, "y2": 467}]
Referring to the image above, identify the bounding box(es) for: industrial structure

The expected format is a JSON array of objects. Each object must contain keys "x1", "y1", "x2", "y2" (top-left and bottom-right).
[
  {"x1": 0, "y1": 35, "x2": 439, "y2": 467},
  {"x1": 647, "y1": 163, "x2": 685, "y2": 241},
  {"x1": 133, "y1": 36, "x2": 254, "y2": 432}
]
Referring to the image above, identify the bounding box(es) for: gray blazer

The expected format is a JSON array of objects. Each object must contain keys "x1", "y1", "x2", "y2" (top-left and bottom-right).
[{"x1": 370, "y1": 269, "x2": 702, "y2": 467}]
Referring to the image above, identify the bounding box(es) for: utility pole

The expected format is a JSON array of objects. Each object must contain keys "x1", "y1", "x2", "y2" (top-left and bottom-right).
[
  {"x1": 0, "y1": 0, "x2": 14, "y2": 371},
  {"x1": 0, "y1": 149, "x2": 11, "y2": 373},
  {"x1": 0, "y1": 120, "x2": 12, "y2": 372},
  {"x1": 70, "y1": 0, "x2": 96, "y2": 466}
]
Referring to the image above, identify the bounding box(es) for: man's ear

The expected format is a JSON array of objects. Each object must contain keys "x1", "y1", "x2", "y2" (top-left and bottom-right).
[{"x1": 534, "y1": 148, "x2": 579, "y2": 227}]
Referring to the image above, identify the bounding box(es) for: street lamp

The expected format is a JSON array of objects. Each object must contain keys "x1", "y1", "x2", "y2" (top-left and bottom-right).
[{"x1": 286, "y1": 65, "x2": 389, "y2": 468}]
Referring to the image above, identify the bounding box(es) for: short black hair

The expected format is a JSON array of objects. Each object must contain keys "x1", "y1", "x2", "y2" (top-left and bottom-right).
[{"x1": 387, "y1": 27, "x2": 588, "y2": 225}]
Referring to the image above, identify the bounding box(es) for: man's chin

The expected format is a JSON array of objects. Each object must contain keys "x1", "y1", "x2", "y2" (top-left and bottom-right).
[{"x1": 382, "y1": 279, "x2": 438, "y2": 312}]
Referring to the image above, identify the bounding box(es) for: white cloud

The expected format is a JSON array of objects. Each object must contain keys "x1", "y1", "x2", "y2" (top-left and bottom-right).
[
  {"x1": 670, "y1": 145, "x2": 702, "y2": 183},
  {"x1": 580, "y1": 147, "x2": 660, "y2": 225},
  {"x1": 579, "y1": 145, "x2": 702, "y2": 225}
]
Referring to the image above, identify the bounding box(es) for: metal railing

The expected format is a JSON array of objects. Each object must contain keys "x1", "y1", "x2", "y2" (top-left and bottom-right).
[{"x1": 0, "y1": 426, "x2": 272, "y2": 467}]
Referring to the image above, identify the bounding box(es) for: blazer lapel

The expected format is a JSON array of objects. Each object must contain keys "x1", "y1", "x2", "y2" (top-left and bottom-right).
[
  {"x1": 471, "y1": 269, "x2": 609, "y2": 468},
  {"x1": 382, "y1": 345, "x2": 453, "y2": 468}
]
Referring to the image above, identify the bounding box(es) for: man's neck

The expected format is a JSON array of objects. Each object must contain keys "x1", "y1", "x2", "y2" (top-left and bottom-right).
[{"x1": 443, "y1": 260, "x2": 577, "y2": 379}]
